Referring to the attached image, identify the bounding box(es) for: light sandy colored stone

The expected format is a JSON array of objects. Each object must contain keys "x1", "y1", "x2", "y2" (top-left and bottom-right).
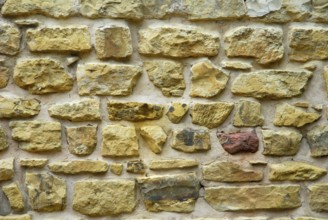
[
  {"x1": 246, "y1": 0, "x2": 281, "y2": 17},
  {"x1": 19, "y1": 159, "x2": 48, "y2": 168},
  {"x1": 150, "y1": 159, "x2": 199, "y2": 170},
  {"x1": 110, "y1": 163, "x2": 123, "y2": 176},
  {"x1": 0, "y1": 158, "x2": 14, "y2": 181},
  {"x1": 0, "y1": 126, "x2": 8, "y2": 151},
  {"x1": 309, "y1": 183, "x2": 328, "y2": 212},
  {"x1": 166, "y1": 103, "x2": 189, "y2": 123},
  {"x1": 293, "y1": 101, "x2": 310, "y2": 108},
  {"x1": 233, "y1": 100, "x2": 264, "y2": 127},
  {"x1": 2, "y1": 182, "x2": 25, "y2": 211},
  {"x1": 142, "y1": 0, "x2": 172, "y2": 19},
  {"x1": 14, "y1": 19, "x2": 40, "y2": 27},
  {"x1": 139, "y1": 126, "x2": 167, "y2": 154},
  {"x1": 307, "y1": 125, "x2": 328, "y2": 157},
  {"x1": 297, "y1": 217, "x2": 328, "y2": 220},
  {"x1": 0, "y1": 24, "x2": 20, "y2": 56},
  {"x1": 172, "y1": 128, "x2": 210, "y2": 153},
  {"x1": 221, "y1": 61, "x2": 252, "y2": 70},
  {"x1": 48, "y1": 160, "x2": 108, "y2": 174},
  {"x1": 0, "y1": 96, "x2": 40, "y2": 118},
  {"x1": 66, "y1": 125, "x2": 97, "y2": 156},
  {"x1": 127, "y1": 160, "x2": 146, "y2": 174},
  {"x1": 0, "y1": 66, "x2": 9, "y2": 88},
  {"x1": 0, "y1": 215, "x2": 31, "y2": 220},
  {"x1": 311, "y1": 0, "x2": 328, "y2": 23},
  {"x1": 323, "y1": 66, "x2": 328, "y2": 94}
]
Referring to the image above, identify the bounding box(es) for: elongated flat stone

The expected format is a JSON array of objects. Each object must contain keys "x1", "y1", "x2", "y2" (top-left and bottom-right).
[
  {"x1": 0, "y1": 215, "x2": 31, "y2": 220},
  {"x1": 19, "y1": 158, "x2": 48, "y2": 168},
  {"x1": 309, "y1": 183, "x2": 328, "y2": 212},
  {"x1": 307, "y1": 125, "x2": 328, "y2": 157},
  {"x1": 0, "y1": 96, "x2": 40, "y2": 118},
  {"x1": 150, "y1": 159, "x2": 199, "y2": 170},
  {"x1": 0, "y1": 24, "x2": 20, "y2": 56},
  {"x1": 48, "y1": 160, "x2": 108, "y2": 174},
  {"x1": 172, "y1": 128, "x2": 210, "y2": 153}
]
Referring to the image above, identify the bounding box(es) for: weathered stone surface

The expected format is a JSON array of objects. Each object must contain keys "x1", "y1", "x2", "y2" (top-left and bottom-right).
[
  {"x1": 233, "y1": 100, "x2": 264, "y2": 127},
  {"x1": 102, "y1": 124, "x2": 139, "y2": 157},
  {"x1": 73, "y1": 179, "x2": 136, "y2": 216},
  {"x1": 297, "y1": 217, "x2": 328, "y2": 220},
  {"x1": 14, "y1": 58, "x2": 73, "y2": 94},
  {"x1": 48, "y1": 160, "x2": 108, "y2": 174},
  {"x1": 324, "y1": 66, "x2": 328, "y2": 95},
  {"x1": 127, "y1": 160, "x2": 146, "y2": 174},
  {"x1": 217, "y1": 131, "x2": 259, "y2": 154},
  {"x1": 0, "y1": 158, "x2": 14, "y2": 181},
  {"x1": 110, "y1": 163, "x2": 123, "y2": 176},
  {"x1": 25, "y1": 172, "x2": 66, "y2": 212},
  {"x1": 167, "y1": 103, "x2": 189, "y2": 123},
  {"x1": 0, "y1": 24, "x2": 20, "y2": 56},
  {"x1": 2, "y1": 182, "x2": 24, "y2": 211},
  {"x1": 14, "y1": 19, "x2": 40, "y2": 27},
  {"x1": 0, "y1": 215, "x2": 31, "y2": 220},
  {"x1": 137, "y1": 173, "x2": 200, "y2": 213},
  {"x1": 48, "y1": 98, "x2": 100, "y2": 122},
  {"x1": 0, "y1": 126, "x2": 8, "y2": 151},
  {"x1": 246, "y1": 0, "x2": 281, "y2": 17},
  {"x1": 262, "y1": 129, "x2": 302, "y2": 156},
  {"x1": 144, "y1": 60, "x2": 185, "y2": 97},
  {"x1": 205, "y1": 185, "x2": 301, "y2": 211},
  {"x1": 293, "y1": 101, "x2": 310, "y2": 108},
  {"x1": 0, "y1": 66, "x2": 9, "y2": 88},
  {"x1": 172, "y1": 128, "x2": 210, "y2": 153},
  {"x1": 312, "y1": 0, "x2": 328, "y2": 22},
  {"x1": 95, "y1": 26, "x2": 132, "y2": 59},
  {"x1": 289, "y1": 28, "x2": 328, "y2": 62},
  {"x1": 77, "y1": 63, "x2": 141, "y2": 96},
  {"x1": 221, "y1": 61, "x2": 252, "y2": 70},
  {"x1": 139, "y1": 126, "x2": 167, "y2": 154},
  {"x1": 0, "y1": 96, "x2": 40, "y2": 118},
  {"x1": 307, "y1": 125, "x2": 328, "y2": 157},
  {"x1": 138, "y1": 27, "x2": 220, "y2": 58},
  {"x1": 274, "y1": 103, "x2": 321, "y2": 127},
  {"x1": 202, "y1": 161, "x2": 263, "y2": 182},
  {"x1": 191, "y1": 102, "x2": 234, "y2": 128},
  {"x1": 10, "y1": 121, "x2": 61, "y2": 152},
  {"x1": 142, "y1": 0, "x2": 172, "y2": 19},
  {"x1": 231, "y1": 70, "x2": 312, "y2": 99},
  {"x1": 26, "y1": 26, "x2": 91, "y2": 53},
  {"x1": 190, "y1": 60, "x2": 229, "y2": 98},
  {"x1": 309, "y1": 183, "x2": 328, "y2": 212},
  {"x1": 20, "y1": 158, "x2": 48, "y2": 168},
  {"x1": 269, "y1": 161, "x2": 327, "y2": 181},
  {"x1": 107, "y1": 101, "x2": 164, "y2": 122},
  {"x1": 149, "y1": 159, "x2": 199, "y2": 170},
  {"x1": 66, "y1": 125, "x2": 97, "y2": 156},
  {"x1": 225, "y1": 27, "x2": 283, "y2": 65}
]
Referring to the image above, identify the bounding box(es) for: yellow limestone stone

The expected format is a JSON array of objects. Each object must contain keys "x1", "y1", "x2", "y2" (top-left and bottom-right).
[
  {"x1": 139, "y1": 126, "x2": 167, "y2": 154},
  {"x1": 0, "y1": 215, "x2": 31, "y2": 220},
  {"x1": 0, "y1": 24, "x2": 20, "y2": 56},
  {"x1": 19, "y1": 158, "x2": 48, "y2": 168},
  {"x1": 0, "y1": 158, "x2": 14, "y2": 181},
  {"x1": 48, "y1": 160, "x2": 109, "y2": 174},
  {"x1": 233, "y1": 100, "x2": 264, "y2": 127},
  {"x1": 2, "y1": 182, "x2": 25, "y2": 211},
  {"x1": 149, "y1": 159, "x2": 199, "y2": 170},
  {"x1": 0, "y1": 66, "x2": 9, "y2": 88},
  {"x1": 166, "y1": 103, "x2": 189, "y2": 123},
  {"x1": 0, "y1": 126, "x2": 8, "y2": 151},
  {"x1": 172, "y1": 128, "x2": 211, "y2": 153},
  {"x1": 66, "y1": 125, "x2": 97, "y2": 156},
  {"x1": 309, "y1": 183, "x2": 328, "y2": 212},
  {"x1": 0, "y1": 96, "x2": 40, "y2": 118},
  {"x1": 109, "y1": 163, "x2": 123, "y2": 176}
]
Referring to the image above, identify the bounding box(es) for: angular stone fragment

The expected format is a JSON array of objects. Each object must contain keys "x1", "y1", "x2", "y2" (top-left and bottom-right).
[
  {"x1": 191, "y1": 102, "x2": 234, "y2": 128},
  {"x1": 137, "y1": 173, "x2": 200, "y2": 213},
  {"x1": 0, "y1": 126, "x2": 8, "y2": 151},
  {"x1": 0, "y1": 66, "x2": 9, "y2": 88},
  {"x1": 107, "y1": 101, "x2": 164, "y2": 122},
  {"x1": 14, "y1": 58, "x2": 73, "y2": 94},
  {"x1": 307, "y1": 125, "x2": 328, "y2": 157},
  {"x1": 73, "y1": 179, "x2": 136, "y2": 216},
  {"x1": 66, "y1": 125, "x2": 97, "y2": 156},
  {"x1": 293, "y1": 101, "x2": 310, "y2": 108},
  {"x1": 10, "y1": 121, "x2": 61, "y2": 152},
  {"x1": 0, "y1": 215, "x2": 31, "y2": 220},
  {"x1": 309, "y1": 183, "x2": 328, "y2": 212},
  {"x1": 110, "y1": 163, "x2": 123, "y2": 176},
  {"x1": 142, "y1": 0, "x2": 172, "y2": 19},
  {"x1": 48, "y1": 160, "x2": 108, "y2": 174},
  {"x1": 0, "y1": 158, "x2": 14, "y2": 181},
  {"x1": 144, "y1": 60, "x2": 185, "y2": 97},
  {"x1": 19, "y1": 159, "x2": 48, "y2": 168},
  {"x1": 0, "y1": 96, "x2": 40, "y2": 118},
  {"x1": 233, "y1": 100, "x2": 264, "y2": 127},
  {"x1": 48, "y1": 98, "x2": 100, "y2": 122},
  {"x1": 231, "y1": 70, "x2": 312, "y2": 99},
  {"x1": 246, "y1": 0, "x2": 282, "y2": 17},
  {"x1": 138, "y1": 27, "x2": 220, "y2": 58},
  {"x1": 0, "y1": 24, "x2": 20, "y2": 56},
  {"x1": 14, "y1": 19, "x2": 40, "y2": 27},
  {"x1": 190, "y1": 60, "x2": 229, "y2": 98},
  {"x1": 139, "y1": 126, "x2": 167, "y2": 154},
  {"x1": 262, "y1": 129, "x2": 302, "y2": 156},
  {"x1": 217, "y1": 131, "x2": 259, "y2": 154},
  {"x1": 26, "y1": 26, "x2": 91, "y2": 53},
  {"x1": 274, "y1": 103, "x2": 321, "y2": 127},
  {"x1": 102, "y1": 124, "x2": 139, "y2": 157},
  {"x1": 167, "y1": 103, "x2": 189, "y2": 123},
  {"x1": 25, "y1": 173, "x2": 66, "y2": 212},
  {"x1": 205, "y1": 185, "x2": 301, "y2": 211},
  {"x1": 2, "y1": 182, "x2": 25, "y2": 211},
  {"x1": 172, "y1": 128, "x2": 210, "y2": 153},
  {"x1": 150, "y1": 159, "x2": 198, "y2": 170},
  {"x1": 127, "y1": 160, "x2": 146, "y2": 174},
  {"x1": 269, "y1": 161, "x2": 327, "y2": 181},
  {"x1": 221, "y1": 61, "x2": 252, "y2": 70},
  {"x1": 225, "y1": 27, "x2": 283, "y2": 65},
  {"x1": 312, "y1": 0, "x2": 328, "y2": 22},
  {"x1": 202, "y1": 161, "x2": 263, "y2": 182}
]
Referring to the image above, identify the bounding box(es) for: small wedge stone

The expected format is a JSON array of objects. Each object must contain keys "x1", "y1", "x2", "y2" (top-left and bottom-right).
[
  {"x1": 2, "y1": 182, "x2": 24, "y2": 211},
  {"x1": 139, "y1": 126, "x2": 167, "y2": 154},
  {"x1": 110, "y1": 163, "x2": 123, "y2": 176}
]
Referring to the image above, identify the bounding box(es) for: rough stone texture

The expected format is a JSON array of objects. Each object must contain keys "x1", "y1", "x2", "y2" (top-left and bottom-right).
[
  {"x1": 102, "y1": 124, "x2": 139, "y2": 157},
  {"x1": 221, "y1": 61, "x2": 252, "y2": 70},
  {"x1": 48, "y1": 98, "x2": 101, "y2": 122},
  {"x1": 107, "y1": 101, "x2": 164, "y2": 122},
  {"x1": 233, "y1": 100, "x2": 264, "y2": 127},
  {"x1": 73, "y1": 179, "x2": 136, "y2": 216},
  {"x1": 324, "y1": 66, "x2": 328, "y2": 94},
  {"x1": 0, "y1": 96, "x2": 40, "y2": 118},
  {"x1": 0, "y1": 215, "x2": 31, "y2": 220},
  {"x1": 19, "y1": 159, "x2": 48, "y2": 168},
  {"x1": 225, "y1": 27, "x2": 283, "y2": 65},
  {"x1": 166, "y1": 103, "x2": 189, "y2": 123},
  {"x1": 293, "y1": 101, "x2": 310, "y2": 108},
  {"x1": 191, "y1": 102, "x2": 234, "y2": 128},
  {"x1": 48, "y1": 160, "x2": 108, "y2": 174},
  {"x1": 25, "y1": 172, "x2": 66, "y2": 212},
  {"x1": 138, "y1": 27, "x2": 220, "y2": 58},
  {"x1": 0, "y1": 158, "x2": 14, "y2": 181},
  {"x1": 231, "y1": 70, "x2": 312, "y2": 99},
  {"x1": 205, "y1": 185, "x2": 301, "y2": 211},
  {"x1": 312, "y1": 0, "x2": 328, "y2": 23},
  {"x1": 127, "y1": 160, "x2": 146, "y2": 174},
  {"x1": 26, "y1": 26, "x2": 91, "y2": 53},
  {"x1": 0, "y1": 66, "x2": 9, "y2": 88},
  {"x1": 269, "y1": 161, "x2": 327, "y2": 181},
  {"x1": 14, "y1": 19, "x2": 40, "y2": 27},
  {"x1": 309, "y1": 183, "x2": 328, "y2": 212},
  {"x1": 0, "y1": 126, "x2": 8, "y2": 151},
  {"x1": 262, "y1": 129, "x2": 302, "y2": 156},
  {"x1": 13, "y1": 58, "x2": 73, "y2": 94},
  {"x1": 109, "y1": 163, "x2": 123, "y2": 176},
  {"x1": 77, "y1": 63, "x2": 142, "y2": 96},
  {"x1": 66, "y1": 125, "x2": 97, "y2": 156},
  {"x1": 0, "y1": 24, "x2": 20, "y2": 56},
  {"x1": 142, "y1": 0, "x2": 172, "y2": 19},
  {"x1": 149, "y1": 159, "x2": 199, "y2": 170},
  {"x1": 202, "y1": 161, "x2": 263, "y2": 182},
  {"x1": 217, "y1": 131, "x2": 259, "y2": 154},
  {"x1": 2, "y1": 182, "x2": 25, "y2": 211},
  {"x1": 297, "y1": 218, "x2": 328, "y2": 220},
  {"x1": 246, "y1": 0, "x2": 282, "y2": 17},
  {"x1": 137, "y1": 173, "x2": 200, "y2": 213},
  {"x1": 273, "y1": 103, "x2": 321, "y2": 127},
  {"x1": 10, "y1": 121, "x2": 61, "y2": 152},
  {"x1": 139, "y1": 126, "x2": 167, "y2": 154},
  {"x1": 172, "y1": 128, "x2": 210, "y2": 153},
  {"x1": 307, "y1": 125, "x2": 328, "y2": 157},
  {"x1": 144, "y1": 60, "x2": 185, "y2": 97}
]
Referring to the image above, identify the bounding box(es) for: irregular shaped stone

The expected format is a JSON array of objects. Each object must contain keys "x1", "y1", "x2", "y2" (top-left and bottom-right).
[
  {"x1": 137, "y1": 173, "x2": 200, "y2": 213},
  {"x1": 0, "y1": 66, "x2": 9, "y2": 88},
  {"x1": 233, "y1": 100, "x2": 264, "y2": 127},
  {"x1": 304, "y1": 62, "x2": 318, "y2": 71},
  {"x1": 297, "y1": 217, "x2": 328, "y2": 220},
  {"x1": 191, "y1": 102, "x2": 234, "y2": 128},
  {"x1": 293, "y1": 101, "x2": 310, "y2": 108},
  {"x1": 205, "y1": 185, "x2": 301, "y2": 211},
  {"x1": 14, "y1": 19, "x2": 40, "y2": 27},
  {"x1": 73, "y1": 179, "x2": 136, "y2": 216},
  {"x1": 250, "y1": 160, "x2": 268, "y2": 165},
  {"x1": 26, "y1": 26, "x2": 91, "y2": 53},
  {"x1": 217, "y1": 131, "x2": 259, "y2": 154},
  {"x1": 25, "y1": 172, "x2": 66, "y2": 212},
  {"x1": 307, "y1": 125, "x2": 328, "y2": 157},
  {"x1": 127, "y1": 160, "x2": 146, "y2": 174},
  {"x1": 144, "y1": 60, "x2": 185, "y2": 97},
  {"x1": 77, "y1": 63, "x2": 141, "y2": 96},
  {"x1": 246, "y1": 0, "x2": 282, "y2": 17},
  {"x1": 138, "y1": 27, "x2": 220, "y2": 58},
  {"x1": 0, "y1": 96, "x2": 40, "y2": 118},
  {"x1": 262, "y1": 129, "x2": 302, "y2": 156},
  {"x1": 48, "y1": 160, "x2": 108, "y2": 174},
  {"x1": 66, "y1": 56, "x2": 79, "y2": 66},
  {"x1": 231, "y1": 70, "x2": 312, "y2": 99},
  {"x1": 95, "y1": 26, "x2": 132, "y2": 59},
  {"x1": 0, "y1": 126, "x2": 8, "y2": 151},
  {"x1": 0, "y1": 215, "x2": 31, "y2": 220},
  {"x1": 139, "y1": 126, "x2": 167, "y2": 154},
  {"x1": 149, "y1": 159, "x2": 198, "y2": 170},
  {"x1": 312, "y1": 0, "x2": 328, "y2": 23},
  {"x1": 172, "y1": 128, "x2": 210, "y2": 153},
  {"x1": 309, "y1": 183, "x2": 328, "y2": 212},
  {"x1": 19, "y1": 158, "x2": 48, "y2": 168},
  {"x1": 221, "y1": 61, "x2": 252, "y2": 70},
  {"x1": 48, "y1": 98, "x2": 100, "y2": 122},
  {"x1": 14, "y1": 58, "x2": 73, "y2": 94},
  {"x1": 110, "y1": 163, "x2": 123, "y2": 176},
  {"x1": 0, "y1": 24, "x2": 20, "y2": 56},
  {"x1": 107, "y1": 101, "x2": 164, "y2": 122},
  {"x1": 225, "y1": 27, "x2": 283, "y2": 65},
  {"x1": 2, "y1": 182, "x2": 24, "y2": 211},
  {"x1": 324, "y1": 66, "x2": 328, "y2": 94},
  {"x1": 10, "y1": 121, "x2": 61, "y2": 152},
  {"x1": 202, "y1": 161, "x2": 263, "y2": 182},
  {"x1": 274, "y1": 103, "x2": 321, "y2": 127},
  {"x1": 102, "y1": 124, "x2": 139, "y2": 157},
  {"x1": 142, "y1": 0, "x2": 172, "y2": 19},
  {"x1": 66, "y1": 125, "x2": 97, "y2": 156},
  {"x1": 0, "y1": 158, "x2": 14, "y2": 181},
  {"x1": 167, "y1": 103, "x2": 189, "y2": 123},
  {"x1": 313, "y1": 104, "x2": 324, "y2": 111}
]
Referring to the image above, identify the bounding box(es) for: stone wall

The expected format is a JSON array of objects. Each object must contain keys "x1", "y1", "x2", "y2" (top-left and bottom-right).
[{"x1": 0, "y1": 0, "x2": 328, "y2": 219}]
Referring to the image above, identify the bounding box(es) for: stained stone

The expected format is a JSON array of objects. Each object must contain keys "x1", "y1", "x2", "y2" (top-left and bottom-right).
[
  {"x1": 139, "y1": 126, "x2": 167, "y2": 154},
  {"x1": 233, "y1": 100, "x2": 264, "y2": 127},
  {"x1": 48, "y1": 160, "x2": 108, "y2": 174},
  {"x1": 309, "y1": 183, "x2": 328, "y2": 212},
  {"x1": 2, "y1": 182, "x2": 25, "y2": 211},
  {"x1": 127, "y1": 160, "x2": 146, "y2": 174},
  {"x1": 217, "y1": 131, "x2": 259, "y2": 154},
  {"x1": 0, "y1": 126, "x2": 8, "y2": 151},
  {"x1": 66, "y1": 125, "x2": 97, "y2": 156},
  {"x1": 0, "y1": 66, "x2": 9, "y2": 88},
  {"x1": 19, "y1": 159, "x2": 48, "y2": 168},
  {"x1": 0, "y1": 96, "x2": 40, "y2": 118},
  {"x1": 172, "y1": 128, "x2": 211, "y2": 153},
  {"x1": 166, "y1": 103, "x2": 189, "y2": 123},
  {"x1": 0, "y1": 158, "x2": 14, "y2": 181},
  {"x1": 0, "y1": 24, "x2": 20, "y2": 56},
  {"x1": 149, "y1": 159, "x2": 198, "y2": 170},
  {"x1": 307, "y1": 125, "x2": 328, "y2": 157}
]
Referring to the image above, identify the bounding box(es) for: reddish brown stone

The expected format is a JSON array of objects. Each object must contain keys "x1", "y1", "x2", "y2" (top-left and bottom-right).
[{"x1": 217, "y1": 131, "x2": 259, "y2": 154}]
